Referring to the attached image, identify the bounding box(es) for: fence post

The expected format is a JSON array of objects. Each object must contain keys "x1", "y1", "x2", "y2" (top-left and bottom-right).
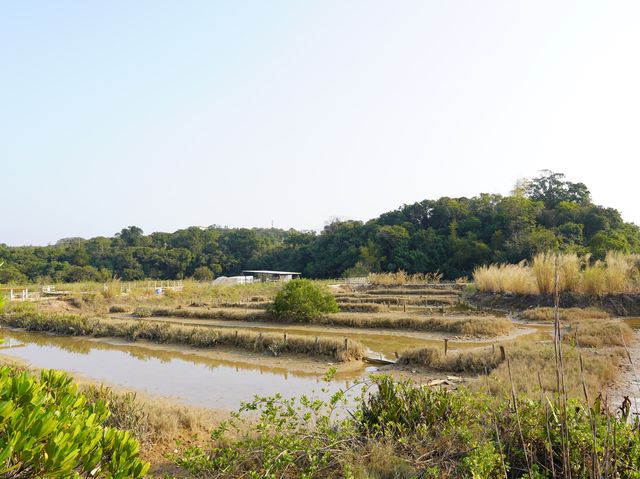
[
  {"x1": 344, "y1": 338, "x2": 348, "y2": 350},
  {"x1": 499, "y1": 345, "x2": 506, "y2": 361},
  {"x1": 283, "y1": 333, "x2": 287, "y2": 347},
  {"x1": 444, "y1": 338, "x2": 449, "y2": 356}
]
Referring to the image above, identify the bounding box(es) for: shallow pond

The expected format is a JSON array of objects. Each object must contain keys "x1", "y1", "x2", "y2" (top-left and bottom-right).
[
  {"x1": 134, "y1": 315, "x2": 493, "y2": 360},
  {"x1": 0, "y1": 321, "x2": 543, "y2": 411},
  {"x1": 0, "y1": 329, "x2": 368, "y2": 410}
]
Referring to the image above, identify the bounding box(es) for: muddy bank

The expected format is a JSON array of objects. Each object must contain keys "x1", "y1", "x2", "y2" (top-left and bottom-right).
[{"x1": 471, "y1": 292, "x2": 640, "y2": 316}]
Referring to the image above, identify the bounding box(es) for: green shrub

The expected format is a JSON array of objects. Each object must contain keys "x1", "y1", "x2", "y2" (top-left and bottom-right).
[
  {"x1": 175, "y1": 375, "x2": 640, "y2": 478},
  {"x1": 268, "y1": 279, "x2": 339, "y2": 322},
  {"x1": 192, "y1": 266, "x2": 214, "y2": 281},
  {"x1": 0, "y1": 367, "x2": 148, "y2": 478}
]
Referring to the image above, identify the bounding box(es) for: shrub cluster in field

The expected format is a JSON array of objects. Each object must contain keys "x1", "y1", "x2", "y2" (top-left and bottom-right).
[
  {"x1": 474, "y1": 251, "x2": 640, "y2": 295},
  {"x1": 0, "y1": 367, "x2": 148, "y2": 477},
  {"x1": 268, "y1": 279, "x2": 339, "y2": 322},
  {"x1": 175, "y1": 375, "x2": 640, "y2": 478}
]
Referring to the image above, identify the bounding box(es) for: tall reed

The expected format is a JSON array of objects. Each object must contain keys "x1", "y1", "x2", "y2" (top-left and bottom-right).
[{"x1": 474, "y1": 251, "x2": 640, "y2": 296}]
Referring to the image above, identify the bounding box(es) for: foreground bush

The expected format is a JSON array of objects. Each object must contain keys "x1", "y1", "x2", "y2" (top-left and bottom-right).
[
  {"x1": 268, "y1": 279, "x2": 339, "y2": 322},
  {"x1": 0, "y1": 367, "x2": 148, "y2": 478},
  {"x1": 175, "y1": 375, "x2": 640, "y2": 478}
]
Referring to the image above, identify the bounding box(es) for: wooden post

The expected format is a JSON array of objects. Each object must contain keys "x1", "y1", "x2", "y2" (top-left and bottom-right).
[
  {"x1": 344, "y1": 338, "x2": 348, "y2": 350},
  {"x1": 315, "y1": 336, "x2": 320, "y2": 352},
  {"x1": 283, "y1": 333, "x2": 287, "y2": 347},
  {"x1": 444, "y1": 338, "x2": 449, "y2": 356},
  {"x1": 403, "y1": 301, "x2": 406, "y2": 313},
  {"x1": 492, "y1": 343, "x2": 495, "y2": 354},
  {"x1": 499, "y1": 345, "x2": 506, "y2": 361},
  {"x1": 235, "y1": 330, "x2": 238, "y2": 344}
]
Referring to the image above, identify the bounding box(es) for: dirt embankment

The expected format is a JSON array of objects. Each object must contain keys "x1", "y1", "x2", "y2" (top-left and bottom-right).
[{"x1": 471, "y1": 292, "x2": 640, "y2": 316}]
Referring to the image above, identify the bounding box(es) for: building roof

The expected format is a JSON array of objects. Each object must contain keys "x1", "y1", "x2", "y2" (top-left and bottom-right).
[{"x1": 242, "y1": 270, "x2": 301, "y2": 275}]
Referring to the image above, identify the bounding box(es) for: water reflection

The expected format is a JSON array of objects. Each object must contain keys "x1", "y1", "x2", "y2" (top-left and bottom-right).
[
  {"x1": 139, "y1": 316, "x2": 492, "y2": 360},
  {"x1": 0, "y1": 329, "x2": 362, "y2": 409}
]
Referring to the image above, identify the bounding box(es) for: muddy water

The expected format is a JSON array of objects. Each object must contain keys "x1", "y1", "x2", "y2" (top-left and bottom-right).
[
  {"x1": 131, "y1": 315, "x2": 500, "y2": 360},
  {"x1": 623, "y1": 317, "x2": 640, "y2": 329},
  {"x1": 0, "y1": 321, "x2": 543, "y2": 411},
  {"x1": 0, "y1": 329, "x2": 368, "y2": 410}
]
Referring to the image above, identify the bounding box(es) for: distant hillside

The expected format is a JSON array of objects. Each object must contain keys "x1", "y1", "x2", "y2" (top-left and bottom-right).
[{"x1": 1, "y1": 171, "x2": 638, "y2": 283}]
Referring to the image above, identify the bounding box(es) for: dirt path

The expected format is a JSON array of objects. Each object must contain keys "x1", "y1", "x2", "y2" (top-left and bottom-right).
[{"x1": 607, "y1": 327, "x2": 640, "y2": 417}]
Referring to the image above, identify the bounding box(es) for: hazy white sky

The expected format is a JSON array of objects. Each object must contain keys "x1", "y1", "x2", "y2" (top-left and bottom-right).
[{"x1": 2, "y1": 1, "x2": 639, "y2": 246}]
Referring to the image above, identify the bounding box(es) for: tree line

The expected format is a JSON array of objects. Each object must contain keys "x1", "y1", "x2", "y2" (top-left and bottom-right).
[{"x1": 1, "y1": 171, "x2": 638, "y2": 283}]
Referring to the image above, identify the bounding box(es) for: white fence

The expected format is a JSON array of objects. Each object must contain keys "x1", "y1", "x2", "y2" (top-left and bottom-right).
[{"x1": 1, "y1": 289, "x2": 41, "y2": 302}]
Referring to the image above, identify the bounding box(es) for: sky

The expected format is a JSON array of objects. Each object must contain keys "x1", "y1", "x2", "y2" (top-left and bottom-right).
[{"x1": 2, "y1": 1, "x2": 640, "y2": 246}]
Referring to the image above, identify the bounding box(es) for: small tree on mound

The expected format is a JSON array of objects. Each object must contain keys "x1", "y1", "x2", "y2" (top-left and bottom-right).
[{"x1": 269, "y1": 279, "x2": 339, "y2": 322}]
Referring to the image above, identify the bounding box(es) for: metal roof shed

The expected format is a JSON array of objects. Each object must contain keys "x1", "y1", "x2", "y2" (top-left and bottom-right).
[{"x1": 241, "y1": 270, "x2": 301, "y2": 282}]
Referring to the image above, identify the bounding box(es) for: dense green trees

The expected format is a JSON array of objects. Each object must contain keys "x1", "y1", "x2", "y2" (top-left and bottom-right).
[{"x1": 1, "y1": 172, "x2": 638, "y2": 282}]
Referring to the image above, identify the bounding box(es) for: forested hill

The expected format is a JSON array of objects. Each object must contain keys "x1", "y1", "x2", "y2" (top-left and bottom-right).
[{"x1": 2, "y1": 172, "x2": 638, "y2": 283}]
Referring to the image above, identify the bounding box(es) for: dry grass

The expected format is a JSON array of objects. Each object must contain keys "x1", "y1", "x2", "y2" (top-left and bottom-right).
[
  {"x1": 365, "y1": 288, "x2": 459, "y2": 297},
  {"x1": 147, "y1": 307, "x2": 269, "y2": 322},
  {"x1": 335, "y1": 303, "x2": 384, "y2": 313},
  {"x1": 486, "y1": 342, "x2": 625, "y2": 399},
  {"x1": 335, "y1": 294, "x2": 456, "y2": 306},
  {"x1": 520, "y1": 307, "x2": 610, "y2": 322},
  {"x1": 474, "y1": 251, "x2": 640, "y2": 296},
  {"x1": 82, "y1": 384, "x2": 213, "y2": 445},
  {"x1": 0, "y1": 311, "x2": 364, "y2": 362},
  {"x1": 368, "y1": 271, "x2": 443, "y2": 286},
  {"x1": 473, "y1": 263, "x2": 538, "y2": 295},
  {"x1": 319, "y1": 312, "x2": 513, "y2": 337},
  {"x1": 398, "y1": 347, "x2": 504, "y2": 373},
  {"x1": 563, "y1": 318, "x2": 635, "y2": 348},
  {"x1": 121, "y1": 305, "x2": 511, "y2": 337}
]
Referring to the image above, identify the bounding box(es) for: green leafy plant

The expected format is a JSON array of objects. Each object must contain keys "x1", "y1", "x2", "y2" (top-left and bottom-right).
[
  {"x1": 0, "y1": 367, "x2": 149, "y2": 478},
  {"x1": 268, "y1": 279, "x2": 339, "y2": 322},
  {"x1": 175, "y1": 375, "x2": 640, "y2": 478}
]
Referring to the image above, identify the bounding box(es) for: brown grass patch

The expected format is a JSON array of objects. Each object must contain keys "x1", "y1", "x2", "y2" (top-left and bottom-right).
[
  {"x1": 563, "y1": 318, "x2": 635, "y2": 348},
  {"x1": 486, "y1": 342, "x2": 625, "y2": 399},
  {"x1": 398, "y1": 347, "x2": 503, "y2": 374},
  {"x1": 320, "y1": 313, "x2": 513, "y2": 337},
  {"x1": 520, "y1": 307, "x2": 610, "y2": 322}
]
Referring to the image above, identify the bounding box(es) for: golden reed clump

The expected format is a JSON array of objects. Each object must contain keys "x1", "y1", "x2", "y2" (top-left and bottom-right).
[{"x1": 474, "y1": 251, "x2": 640, "y2": 295}]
